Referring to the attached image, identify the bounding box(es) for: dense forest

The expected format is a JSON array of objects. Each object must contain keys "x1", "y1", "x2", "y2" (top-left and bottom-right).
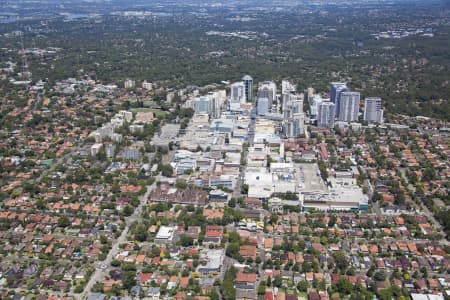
[{"x1": 0, "y1": 1, "x2": 449, "y2": 119}]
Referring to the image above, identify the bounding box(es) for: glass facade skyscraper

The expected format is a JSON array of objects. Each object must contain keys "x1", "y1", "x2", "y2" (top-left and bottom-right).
[
  {"x1": 242, "y1": 75, "x2": 253, "y2": 102},
  {"x1": 330, "y1": 82, "x2": 348, "y2": 117}
]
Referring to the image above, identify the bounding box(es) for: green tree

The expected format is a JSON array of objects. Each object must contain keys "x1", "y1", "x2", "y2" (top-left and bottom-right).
[
  {"x1": 134, "y1": 224, "x2": 148, "y2": 242},
  {"x1": 58, "y1": 215, "x2": 70, "y2": 227},
  {"x1": 178, "y1": 234, "x2": 194, "y2": 247},
  {"x1": 258, "y1": 284, "x2": 266, "y2": 295},
  {"x1": 272, "y1": 276, "x2": 282, "y2": 288},
  {"x1": 270, "y1": 213, "x2": 278, "y2": 224},
  {"x1": 333, "y1": 251, "x2": 349, "y2": 272},
  {"x1": 221, "y1": 279, "x2": 235, "y2": 300},
  {"x1": 328, "y1": 214, "x2": 337, "y2": 227},
  {"x1": 336, "y1": 277, "x2": 352, "y2": 295},
  {"x1": 318, "y1": 160, "x2": 329, "y2": 181},
  {"x1": 36, "y1": 198, "x2": 46, "y2": 210},
  {"x1": 374, "y1": 271, "x2": 387, "y2": 282},
  {"x1": 100, "y1": 233, "x2": 108, "y2": 244},
  {"x1": 241, "y1": 184, "x2": 249, "y2": 194},
  {"x1": 91, "y1": 282, "x2": 104, "y2": 293},
  {"x1": 298, "y1": 240, "x2": 306, "y2": 251},
  {"x1": 123, "y1": 270, "x2": 137, "y2": 290},
  {"x1": 210, "y1": 289, "x2": 220, "y2": 300},
  {"x1": 297, "y1": 280, "x2": 308, "y2": 292},
  {"x1": 159, "y1": 164, "x2": 174, "y2": 177},
  {"x1": 123, "y1": 205, "x2": 134, "y2": 216},
  {"x1": 226, "y1": 243, "x2": 240, "y2": 259}
]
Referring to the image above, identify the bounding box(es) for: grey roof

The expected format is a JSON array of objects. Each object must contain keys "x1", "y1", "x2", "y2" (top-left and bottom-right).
[
  {"x1": 236, "y1": 288, "x2": 257, "y2": 299},
  {"x1": 87, "y1": 293, "x2": 106, "y2": 300},
  {"x1": 148, "y1": 287, "x2": 161, "y2": 295}
]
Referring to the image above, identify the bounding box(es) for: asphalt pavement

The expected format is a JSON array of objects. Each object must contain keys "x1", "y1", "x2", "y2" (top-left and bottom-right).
[{"x1": 80, "y1": 181, "x2": 156, "y2": 299}]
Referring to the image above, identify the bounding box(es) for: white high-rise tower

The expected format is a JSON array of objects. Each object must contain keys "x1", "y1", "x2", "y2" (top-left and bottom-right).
[
  {"x1": 338, "y1": 92, "x2": 360, "y2": 122},
  {"x1": 364, "y1": 97, "x2": 383, "y2": 123}
]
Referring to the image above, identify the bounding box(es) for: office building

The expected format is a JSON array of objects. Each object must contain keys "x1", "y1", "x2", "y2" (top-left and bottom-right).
[
  {"x1": 257, "y1": 98, "x2": 269, "y2": 115},
  {"x1": 118, "y1": 110, "x2": 133, "y2": 122},
  {"x1": 330, "y1": 82, "x2": 348, "y2": 117},
  {"x1": 281, "y1": 93, "x2": 289, "y2": 112},
  {"x1": 166, "y1": 92, "x2": 175, "y2": 103},
  {"x1": 317, "y1": 102, "x2": 335, "y2": 128},
  {"x1": 338, "y1": 92, "x2": 360, "y2": 122},
  {"x1": 211, "y1": 90, "x2": 226, "y2": 118},
  {"x1": 283, "y1": 94, "x2": 303, "y2": 117},
  {"x1": 282, "y1": 80, "x2": 296, "y2": 94},
  {"x1": 364, "y1": 97, "x2": 384, "y2": 123},
  {"x1": 257, "y1": 81, "x2": 277, "y2": 107},
  {"x1": 122, "y1": 146, "x2": 140, "y2": 160},
  {"x1": 308, "y1": 94, "x2": 323, "y2": 117},
  {"x1": 196, "y1": 96, "x2": 210, "y2": 113},
  {"x1": 242, "y1": 75, "x2": 253, "y2": 102},
  {"x1": 184, "y1": 91, "x2": 225, "y2": 119},
  {"x1": 90, "y1": 143, "x2": 103, "y2": 157},
  {"x1": 124, "y1": 79, "x2": 135, "y2": 89},
  {"x1": 141, "y1": 80, "x2": 153, "y2": 90},
  {"x1": 155, "y1": 226, "x2": 176, "y2": 245},
  {"x1": 230, "y1": 81, "x2": 246, "y2": 104},
  {"x1": 197, "y1": 249, "x2": 225, "y2": 274},
  {"x1": 284, "y1": 112, "x2": 305, "y2": 138},
  {"x1": 283, "y1": 94, "x2": 304, "y2": 138},
  {"x1": 105, "y1": 143, "x2": 116, "y2": 158}
]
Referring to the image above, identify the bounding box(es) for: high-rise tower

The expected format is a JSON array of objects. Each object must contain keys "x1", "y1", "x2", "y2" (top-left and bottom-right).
[
  {"x1": 330, "y1": 82, "x2": 348, "y2": 117},
  {"x1": 317, "y1": 102, "x2": 336, "y2": 128},
  {"x1": 242, "y1": 75, "x2": 253, "y2": 102},
  {"x1": 364, "y1": 97, "x2": 383, "y2": 123},
  {"x1": 257, "y1": 81, "x2": 277, "y2": 107},
  {"x1": 338, "y1": 92, "x2": 360, "y2": 122}
]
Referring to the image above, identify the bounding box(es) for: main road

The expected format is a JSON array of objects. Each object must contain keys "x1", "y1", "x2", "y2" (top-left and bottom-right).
[{"x1": 80, "y1": 180, "x2": 157, "y2": 299}]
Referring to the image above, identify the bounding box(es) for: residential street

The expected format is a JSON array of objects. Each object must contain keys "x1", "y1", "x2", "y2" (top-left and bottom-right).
[{"x1": 81, "y1": 181, "x2": 156, "y2": 299}]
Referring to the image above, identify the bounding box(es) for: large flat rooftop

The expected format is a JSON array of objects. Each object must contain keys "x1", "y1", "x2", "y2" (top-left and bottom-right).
[{"x1": 296, "y1": 163, "x2": 328, "y2": 192}]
